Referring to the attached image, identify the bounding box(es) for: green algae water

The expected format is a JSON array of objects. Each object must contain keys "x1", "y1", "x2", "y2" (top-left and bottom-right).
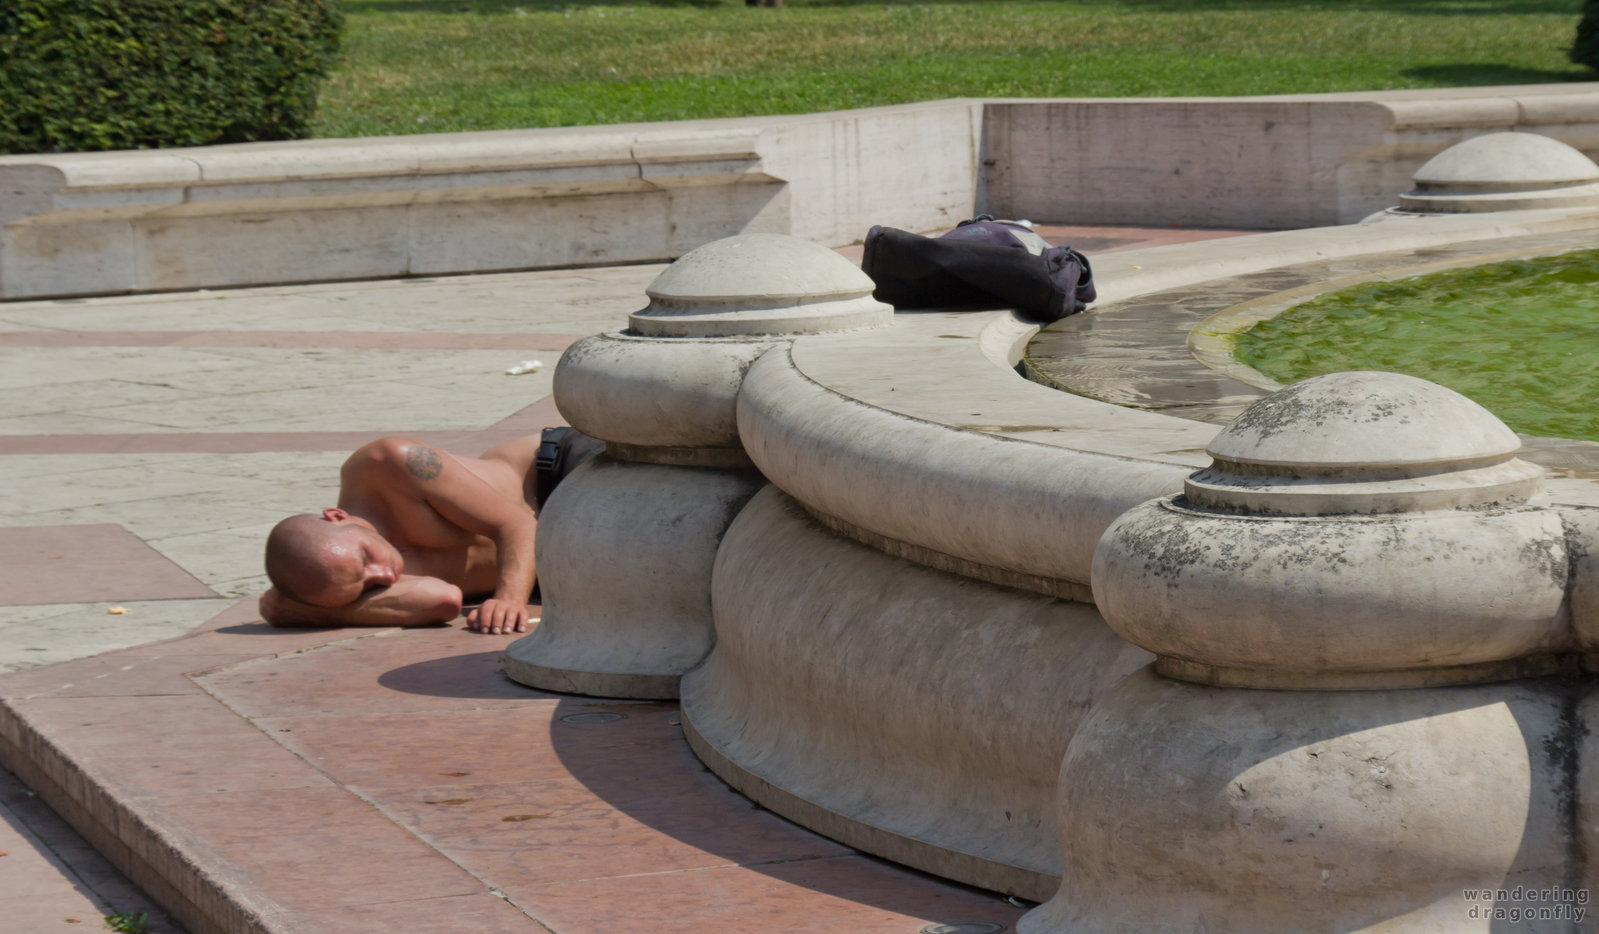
[{"x1": 1232, "y1": 248, "x2": 1599, "y2": 444}]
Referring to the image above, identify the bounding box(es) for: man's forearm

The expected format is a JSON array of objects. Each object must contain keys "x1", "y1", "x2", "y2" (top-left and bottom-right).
[
  {"x1": 260, "y1": 578, "x2": 463, "y2": 628},
  {"x1": 491, "y1": 518, "x2": 538, "y2": 607}
]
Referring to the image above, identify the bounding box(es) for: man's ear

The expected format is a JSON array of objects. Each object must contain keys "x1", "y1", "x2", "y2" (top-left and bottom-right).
[{"x1": 322, "y1": 507, "x2": 350, "y2": 522}]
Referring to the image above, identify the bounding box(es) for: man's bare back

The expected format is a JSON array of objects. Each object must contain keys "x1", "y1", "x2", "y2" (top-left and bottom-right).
[
  {"x1": 337, "y1": 439, "x2": 538, "y2": 595},
  {"x1": 261, "y1": 435, "x2": 544, "y2": 634}
]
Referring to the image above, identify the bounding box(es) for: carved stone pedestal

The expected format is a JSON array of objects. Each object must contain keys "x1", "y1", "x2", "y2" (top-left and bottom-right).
[{"x1": 503, "y1": 234, "x2": 892, "y2": 698}]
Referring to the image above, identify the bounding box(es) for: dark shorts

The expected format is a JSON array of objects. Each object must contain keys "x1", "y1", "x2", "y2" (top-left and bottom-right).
[{"x1": 527, "y1": 427, "x2": 606, "y2": 514}]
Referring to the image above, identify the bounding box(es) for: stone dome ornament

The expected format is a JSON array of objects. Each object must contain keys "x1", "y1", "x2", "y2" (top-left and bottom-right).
[
  {"x1": 631, "y1": 233, "x2": 893, "y2": 337},
  {"x1": 1091, "y1": 370, "x2": 1569, "y2": 690},
  {"x1": 1186, "y1": 370, "x2": 1546, "y2": 515},
  {"x1": 1399, "y1": 131, "x2": 1599, "y2": 213}
]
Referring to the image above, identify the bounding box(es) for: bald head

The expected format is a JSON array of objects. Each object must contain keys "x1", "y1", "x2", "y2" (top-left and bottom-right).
[
  {"x1": 265, "y1": 513, "x2": 345, "y2": 605},
  {"x1": 265, "y1": 511, "x2": 405, "y2": 609}
]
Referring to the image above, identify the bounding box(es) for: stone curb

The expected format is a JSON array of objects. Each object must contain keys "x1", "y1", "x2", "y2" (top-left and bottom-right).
[
  {"x1": 0, "y1": 697, "x2": 278, "y2": 934},
  {"x1": 0, "y1": 611, "x2": 403, "y2": 934}
]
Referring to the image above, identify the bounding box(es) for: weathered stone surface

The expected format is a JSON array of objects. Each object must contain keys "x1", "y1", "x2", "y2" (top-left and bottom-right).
[
  {"x1": 683, "y1": 487, "x2": 1150, "y2": 901},
  {"x1": 1568, "y1": 505, "x2": 1599, "y2": 654},
  {"x1": 1094, "y1": 500, "x2": 1569, "y2": 688},
  {"x1": 1030, "y1": 669, "x2": 1572, "y2": 933},
  {"x1": 1189, "y1": 370, "x2": 1546, "y2": 515},
  {"x1": 1206, "y1": 370, "x2": 1521, "y2": 469},
  {"x1": 737, "y1": 345, "x2": 1190, "y2": 589},
  {"x1": 502, "y1": 456, "x2": 764, "y2": 698},
  {"x1": 1094, "y1": 372, "x2": 1570, "y2": 688},
  {"x1": 553, "y1": 334, "x2": 776, "y2": 451}
]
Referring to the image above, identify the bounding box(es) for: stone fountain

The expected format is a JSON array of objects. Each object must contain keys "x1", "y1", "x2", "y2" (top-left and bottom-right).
[{"x1": 503, "y1": 134, "x2": 1599, "y2": 931}]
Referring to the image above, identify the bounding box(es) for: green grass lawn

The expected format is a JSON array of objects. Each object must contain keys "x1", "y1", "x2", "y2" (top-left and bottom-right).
[{"x1": 312, "y1": 0, "x2": 1593, "y2": 138}]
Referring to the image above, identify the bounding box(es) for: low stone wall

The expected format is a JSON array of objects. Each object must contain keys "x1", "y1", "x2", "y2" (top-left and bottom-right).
[
  {"x1": 0, "y1": 102, "x2": 984, "y2": 300},
  {"x1": 5, "y1": 85, "x2": 1599, "y2": 299},
  {"x1": 2, "y1": 124, "x2": 793, "y2": 298},
  {"x1": 981, "y1": 84, "x2": 1599, "y2": 228}
]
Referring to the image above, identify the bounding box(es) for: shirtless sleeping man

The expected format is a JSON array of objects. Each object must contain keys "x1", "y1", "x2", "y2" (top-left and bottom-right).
[{"x1": 260, "y1": 435, "x2": 548, "y2": 635}]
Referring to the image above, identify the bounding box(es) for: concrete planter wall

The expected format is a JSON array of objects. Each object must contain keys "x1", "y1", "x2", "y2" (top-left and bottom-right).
[{"x1": 5, "y1": 84, "x2": 1599, "y2": 299}]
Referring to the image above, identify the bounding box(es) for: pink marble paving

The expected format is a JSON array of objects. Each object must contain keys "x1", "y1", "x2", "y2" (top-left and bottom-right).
[
  {"x1": 0, "y1": 525, "x2": 216, "y2": 606},
  {"x1": 1, "y1": 607, "x2": 1029, "y2": 932}
]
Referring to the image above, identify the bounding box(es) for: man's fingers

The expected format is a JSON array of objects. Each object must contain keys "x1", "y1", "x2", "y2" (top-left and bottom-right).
[
  {"x1": 462, "y1": 600, "x2": 530, "y2": 634},
  {"x1": 500, "y1": 609, "x2": 526, "y2": 634}
]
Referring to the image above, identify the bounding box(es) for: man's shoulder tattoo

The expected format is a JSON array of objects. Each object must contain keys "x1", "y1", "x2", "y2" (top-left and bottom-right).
[{"x1": 404, "y1": 445, "x2": 443, "y2": 481}]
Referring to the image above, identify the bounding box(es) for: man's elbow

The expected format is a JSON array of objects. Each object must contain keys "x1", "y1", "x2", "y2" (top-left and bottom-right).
[
  {"x1": 422, "y1": 581, "x2": 464, "y2": 623},
  {"x1": 259, "y1": 589, "x2": 299, "y2": 627}
]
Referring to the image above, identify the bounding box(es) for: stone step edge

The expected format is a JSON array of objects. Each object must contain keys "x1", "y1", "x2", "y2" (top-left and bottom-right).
[{"x1": 0, "y1": 693, "x2": 284, "y2": 934}]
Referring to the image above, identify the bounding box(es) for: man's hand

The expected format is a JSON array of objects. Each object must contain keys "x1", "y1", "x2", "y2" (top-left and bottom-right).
[{"x1": 467, "y1": 597, "x2": 529, "y2": 635}]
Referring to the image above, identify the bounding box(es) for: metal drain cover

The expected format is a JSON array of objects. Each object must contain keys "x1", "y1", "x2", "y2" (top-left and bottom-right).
[
  {"x1": 559, "y1": 712, "x2": 627, "y2": 724},
  {"x1": 921, "y1": 924, "x2": 1006, "y2": 934}
]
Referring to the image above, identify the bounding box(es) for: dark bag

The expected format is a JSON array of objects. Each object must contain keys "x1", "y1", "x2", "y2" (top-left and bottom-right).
[
  {"x1": 861, "y1": 216, "x2": 1096, "y2": 323},
  {"x1": 532, "y1": 426, "x2": 605, "y2": 512}
]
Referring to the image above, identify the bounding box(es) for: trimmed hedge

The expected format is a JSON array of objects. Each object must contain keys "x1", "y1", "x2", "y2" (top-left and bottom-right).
[
  {"x1": 1576, "y1": 0, "x2": 1599, "y2": 72},
  {"x1": 0, "y1": 0, "x2": 343, "y2": 154}
]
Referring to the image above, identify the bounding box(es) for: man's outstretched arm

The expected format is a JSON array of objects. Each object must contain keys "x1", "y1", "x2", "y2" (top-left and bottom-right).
[{"x1": 259, "y1": 576, "x2": 463, "y2": 628}]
